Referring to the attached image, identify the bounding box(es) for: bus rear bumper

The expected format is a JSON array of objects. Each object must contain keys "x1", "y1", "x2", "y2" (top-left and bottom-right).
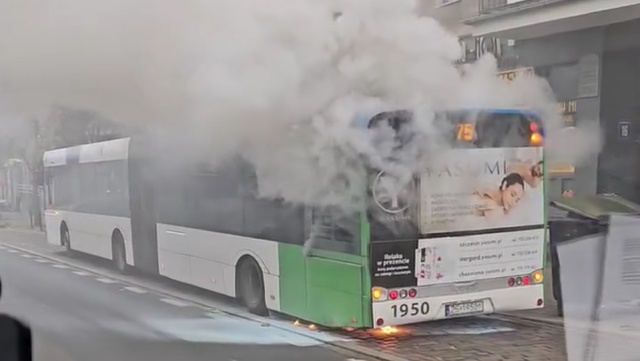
[{"x1": 371, "y1": 284, "x2": 544, "y2": 327}]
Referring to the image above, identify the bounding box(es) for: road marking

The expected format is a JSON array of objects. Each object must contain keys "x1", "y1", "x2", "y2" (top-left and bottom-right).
[
  {"x1": 72, "y1": 271, "x2": 90, "y2": 276},
  {"x1": 7, "y1": 249, "x2": 18, "y2": 253},
  {"x1": 52, "y1": 264, "x2": 70, "y2": 269},
  {"x1": 96, "y1": 278, "x2": 118, "y2": 284},
  {"x1": 21, "y1": 254, "x2": 33, "y2": 258},
  {"x1": 160, "y1": 298, "x2": 191, "y2": 307},
  {"x1": 123, "y1": 286, "x2": 147, "y2": 294},
  {"x1": 35, "y1": 259, "x2": 49, "y2": 263}
]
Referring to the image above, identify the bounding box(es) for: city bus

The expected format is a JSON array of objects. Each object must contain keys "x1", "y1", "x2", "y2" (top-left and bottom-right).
[{"x1": 42, "y1": 108, "x2": 546, "y2": 329}]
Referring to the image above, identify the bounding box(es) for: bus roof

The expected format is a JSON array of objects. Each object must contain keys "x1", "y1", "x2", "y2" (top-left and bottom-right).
[
  {"x1": 352, "y1": 108, "x2": 541, "y2": 129},
  {"x1": 43, "y1": 137, "x2": 131, "y2": 167}
]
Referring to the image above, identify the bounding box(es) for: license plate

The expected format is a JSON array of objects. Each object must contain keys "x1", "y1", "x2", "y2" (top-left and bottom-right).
[{"x1": 444, "y1": 300, "x2": 484, "y2": 317}]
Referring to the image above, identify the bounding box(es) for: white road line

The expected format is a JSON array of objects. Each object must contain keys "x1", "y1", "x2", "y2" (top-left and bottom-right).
[
  {"x1": 35, "y1": 259, "x2": 49, "y2": 263},
  {"x1": 7, "y1": 249, "x2": 18, "y2": 253},
  {"x1": 95, "y1": 278, "x2": 118, "y2": 284},
  {"x1": 21, "y1": 254, "x2": 33, "y2": 258},
  {"x1": 52, "y1": 264, "x2": 70, "y2": 269},
  {"x1": 0, "y1": 246, "x2": 6, "y2": 250},
  {"x1": 160, "y1": 298, "x2": 191, "y2": 307},
  {"x1": 123, "y1": 286, "x2": 147, "y2": 294},
  {"x1": 72, "y1": 271, "x2": 91, "y2": 276}
]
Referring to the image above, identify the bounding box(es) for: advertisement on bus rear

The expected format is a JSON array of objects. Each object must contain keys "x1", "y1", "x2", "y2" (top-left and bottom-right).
[
  {"x1": 419, "y1": 147, "x2": 544, "y2": 234},
  {"x1": 370, "y1": 228, "x2": 545, "y2": 287},
  {"x1": 413, "y1": 228, "x2": 545, "y2": 286}
]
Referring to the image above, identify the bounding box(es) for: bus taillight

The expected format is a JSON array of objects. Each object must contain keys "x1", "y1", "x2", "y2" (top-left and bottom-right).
[
  {"x1": 408, "y1": 288, "x2": 417, "y2": 298},
  {"x1": 530, "y1": 132, "x2": 543, "y2": 146},
  {"x1": 508, "y1": 277, "x2": 515, "y2": 287},
  {"x1": 522, "y1": 276, "x2": 531, "y2": 285},
  {"x1": 389, "y1": 290, "x2": 399, "y2": 300},
  {"x1": 372, "y1": 288, "x2": 383, "y2": 300},
  {"x1": 532, "y1": 270, "x2": 544, "y2": 283},
  {"x1": 399, "y1": 289, "x2": 408, "y2": 299}
]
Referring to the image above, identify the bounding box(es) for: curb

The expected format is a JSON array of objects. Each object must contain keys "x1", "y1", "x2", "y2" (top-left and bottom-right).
[{"x1": 0, "y1": 238, "x2": 406, "y2": 361}]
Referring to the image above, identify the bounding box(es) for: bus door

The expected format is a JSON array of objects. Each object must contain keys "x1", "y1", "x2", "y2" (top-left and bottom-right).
[{"x1": 303, "y1": 206, "x2": 368, "y2": 328}]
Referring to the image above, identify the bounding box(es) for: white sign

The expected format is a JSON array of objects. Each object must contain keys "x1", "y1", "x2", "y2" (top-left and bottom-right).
[
  {"x1": 420, "y1": 147, "x2": 544, "y2": 234},
  {"x1": 589, "y1": 214, "x2": 640, "y2": 361},
  {"x1": 415, "y1": 228, "x2": 545, "y2": 286},
  {"x1": 556, "y1": 233, "x2": 604, "y2": 361}
]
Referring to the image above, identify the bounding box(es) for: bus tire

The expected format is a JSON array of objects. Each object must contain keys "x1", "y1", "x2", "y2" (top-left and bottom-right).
[
  {"x1": 112, "y1": 231, "x2": 128, "y2": 274},
  {"x1": 236, "y1": 257, "x2": 268, "y2": 316},
  {"x1": 60, "y1": 223, "x2": 71, "y2": 253}
]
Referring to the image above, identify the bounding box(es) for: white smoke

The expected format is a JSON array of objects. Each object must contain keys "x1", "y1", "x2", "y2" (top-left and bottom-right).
[{"x1": 0, "y1": 0, "x2": 586, "y2": 205}]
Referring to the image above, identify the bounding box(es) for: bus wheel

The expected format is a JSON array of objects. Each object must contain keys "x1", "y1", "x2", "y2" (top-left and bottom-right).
[
  {"x1": 237, "y1": 257, "x2": 268, "y2": 316},
  {"x1": 112, "y1": 232, "x2": 128, "y2": 274},
  {"x1": 60, "y1": 224, "x2": 71, "y2": 253}
]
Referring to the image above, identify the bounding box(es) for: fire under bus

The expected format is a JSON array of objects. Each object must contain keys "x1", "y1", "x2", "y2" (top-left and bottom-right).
[{"x1": 43, "y1": 108, "x2": 545, "y2": 329}]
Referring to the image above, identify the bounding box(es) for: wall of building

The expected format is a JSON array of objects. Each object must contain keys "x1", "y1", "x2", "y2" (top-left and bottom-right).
[
  {"x1": 596, "y1": 19, "x2": 640, "y2": 202},
  {"x1": 501, "y1": 28, "x2": 605, "y2": 197},
  {"x1": 419, "y1": 0, "x2": 473, "y2": 36}
]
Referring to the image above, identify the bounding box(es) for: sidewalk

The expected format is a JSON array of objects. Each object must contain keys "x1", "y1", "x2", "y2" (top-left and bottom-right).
[{"x1": 0, "y1": 210, "x2": 44, "y2": 232}]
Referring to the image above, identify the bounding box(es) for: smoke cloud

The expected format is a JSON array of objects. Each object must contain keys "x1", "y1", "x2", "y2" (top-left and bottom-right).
[{"x1": 0, "y1": 0, "x2": 590, "y2": 205}]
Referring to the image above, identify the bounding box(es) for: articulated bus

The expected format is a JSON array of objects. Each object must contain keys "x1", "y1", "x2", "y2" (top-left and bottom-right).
[{"x1": 43, "y1": 108, "x2": 546, "y2": 328}]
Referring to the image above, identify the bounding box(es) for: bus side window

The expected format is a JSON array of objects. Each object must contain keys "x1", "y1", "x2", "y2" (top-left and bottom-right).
[
  {"x1": 241, "y1": 168, "x2": 305, "y2": 245},
  {"x1": 310, "y1": 206, "x2": 360, "y2": 255}
]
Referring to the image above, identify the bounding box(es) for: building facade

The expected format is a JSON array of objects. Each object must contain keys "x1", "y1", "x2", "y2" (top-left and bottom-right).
[{"x1": 424, "y1": 0, "x2": 640, "y2": 202}]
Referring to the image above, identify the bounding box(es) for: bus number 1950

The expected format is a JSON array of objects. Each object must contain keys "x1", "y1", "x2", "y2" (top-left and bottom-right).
[{"x1": 391, "y1": 302, "x2": 430, "y2": 318}]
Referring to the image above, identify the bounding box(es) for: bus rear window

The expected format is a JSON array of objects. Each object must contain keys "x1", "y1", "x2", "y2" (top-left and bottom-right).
[
  {"x1": 443, "y1": 111, "x2": 543, "y2": 148},
  {"x1": 366, "y1": 110, "x2": 544, "y2": 149}
]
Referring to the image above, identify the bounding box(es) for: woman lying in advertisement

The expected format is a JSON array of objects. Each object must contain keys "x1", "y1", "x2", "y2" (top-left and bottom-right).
[
  {"x1": 473, "y1": 172, "x2": 526, "y2": 218},
  {"x1": 508, "y1": 160, "x2": 544, "y2": 188}
]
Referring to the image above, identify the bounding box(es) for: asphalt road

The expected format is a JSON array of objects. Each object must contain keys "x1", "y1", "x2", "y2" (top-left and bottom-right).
[{"x1": 0, "y1": 244, "x2": 371, "y2": 361}]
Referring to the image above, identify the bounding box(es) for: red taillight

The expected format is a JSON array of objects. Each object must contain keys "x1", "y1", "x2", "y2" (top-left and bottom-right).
[
  {"x1": 522, "y1": 276, "x2": 530, "y2": 285},
  {"x1": 376, "y1": 318, "x2": 384, "y2": 326},
  {"x1": 508, "y1": 277, "x2": 515, "y2": 287},
  {"x1": 389, "y1": 290, "x2": 399, "y2": 300},
  {"x1": 537, "y1": 298, "x2": 544, "y2": 306},
  {"x1": 530, "y1": 122, "x2": 538, "y2": 132},
  {"x1": 408, "y1": 288, "x2": 417, "y2": 298}
]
